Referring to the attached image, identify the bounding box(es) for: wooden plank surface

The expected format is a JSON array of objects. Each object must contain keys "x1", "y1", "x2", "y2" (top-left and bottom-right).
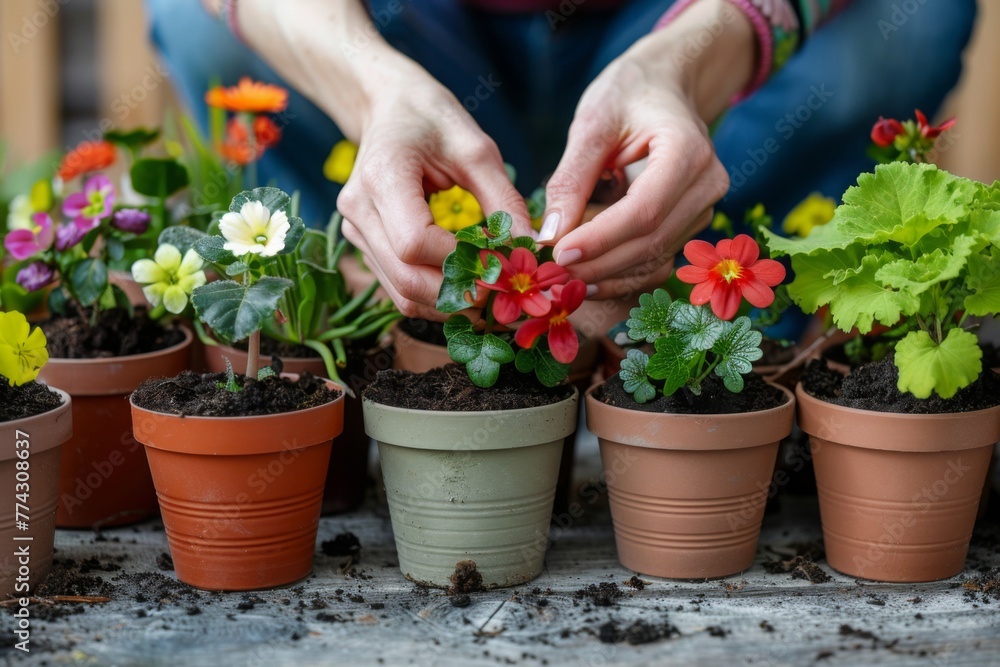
[{"x1": 3, "y1": 432, "x2": 999, "y2": 667}]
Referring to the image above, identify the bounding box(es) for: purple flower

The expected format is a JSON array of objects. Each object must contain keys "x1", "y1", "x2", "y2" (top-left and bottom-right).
[
  {"x1": 111, "y1": 208, "x2": 151, "y2": 234},
  {"x1": 4, "y1": 212, "x2": 55, "y2": 260},
  {"x1": 54, "y1": 217, "x2": 98, "y2": 251},
  {"x1": 16, "y1": 261, "x2": 54, "y2": 292},
  {"x1": 62, "y1": 174, "x2": 115, "y2": 225}
]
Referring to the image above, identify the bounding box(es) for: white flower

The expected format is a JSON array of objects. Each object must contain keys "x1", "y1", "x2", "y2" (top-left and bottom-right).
[
  {"x1": 219, "y1": 200, "x2": 289, "y2": 257},
  {"x1": 132, "y1": 244, "x2": 207, "y2": 314},
  {"x1": 6, "y1": 195, "x2": 33, "y2": 231}
]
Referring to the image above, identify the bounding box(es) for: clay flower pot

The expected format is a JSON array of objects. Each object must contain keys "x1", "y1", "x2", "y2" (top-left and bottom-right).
[
  {"x1": 363, "y1": 387, "x2": 579, "y2": 588},
  {"x1": 129, "y1": 376, "x2": 345, "y2": 591},
  {"x1": 0, "y1": 389, "x2": 72, "y2": 597},
  {"x1": 38, "y1": 327, "x2": 192, "y2": 528},
  {"x1": 585, "y1": 383, "x2": 795, "y2": 579},
  {"x1": 203, "y1": 340, "x2": 392, "y2": 515},
  {"x1": 390, "y1": 321, "x2": 451, "y2": 374},
  {"x1": 796, "y1": 385, "x2": 1000, "y2": 582}
]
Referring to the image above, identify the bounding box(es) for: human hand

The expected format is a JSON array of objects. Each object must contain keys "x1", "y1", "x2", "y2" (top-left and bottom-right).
[{"x1": 539, "y1": 0, "x2": 754, "y2": 300}]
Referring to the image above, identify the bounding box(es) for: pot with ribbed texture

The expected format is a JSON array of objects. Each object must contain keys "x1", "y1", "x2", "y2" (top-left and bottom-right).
[
  {"x1": 585, "y1": 383, "x2": 795, "y2": 579},
  {"x1": 363, "y1": 387, "x2": 578, "y2": 588}
]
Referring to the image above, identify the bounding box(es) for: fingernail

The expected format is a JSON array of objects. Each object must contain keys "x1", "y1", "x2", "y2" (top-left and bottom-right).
[
  {"x1": 556, "y1": 248, "x2": 582, "y2": 266},
  {"x1": 586, "y1": 284, "x2": 598, "y2": 298},
  {"x1": 537, "y1": 212, "x2": 559, "y2": 243}
]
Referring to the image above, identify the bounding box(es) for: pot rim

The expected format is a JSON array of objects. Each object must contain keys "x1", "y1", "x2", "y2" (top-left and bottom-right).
[
  {"x1": 0, "y1": 387, "x2": 72, "y2": 459},
  {"x1": 46, "y1": 323, "x2": 193, "y2": 366},
  {"x1": 584, "y1": 380, "x2": 795, "y2": 450},
  {"x1": 362, "y1": 383, "x2": 578, "y2": 419}
]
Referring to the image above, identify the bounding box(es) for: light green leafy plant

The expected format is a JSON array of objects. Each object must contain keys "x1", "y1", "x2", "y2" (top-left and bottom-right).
[{"x1": 763, "y1": 161, "x2": 1000, "y2": 399}]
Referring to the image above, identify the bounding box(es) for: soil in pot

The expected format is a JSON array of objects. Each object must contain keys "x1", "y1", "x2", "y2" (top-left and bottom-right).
[
  {"x1": 38, "y1": 308, "x2": 191, "y2": 529},
  {"x1": 595, "y1": 372, "x2": 785, "y2": 414},
  {"x1": 0, "y1": 381, "x2": 62, "y2": 421}
]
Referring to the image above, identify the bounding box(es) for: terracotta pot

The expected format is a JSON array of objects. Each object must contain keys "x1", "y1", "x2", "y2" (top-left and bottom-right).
[
  {"x1": 0, "y1": 389, "x2": 73, "y2": 597},
  {"x1": 203, "y1": 341, "x2": 392, "y2": 515},
  {"x1": 109, "y1": 270, "x2": 151, "y2": 308},
  {"x1": 130, "y1": 375, "x2": 345, "y2": 591},
  {"x1": 585, "y1": 383, "x2": 795, "y2": 579},
  {"x1": 38, "y1": 327, "x2": 192, "y2": 529},
  {"x1": 364, "y1": 387, "x2": 579, "y2": 588},
  {"x1": 796, "y1": 385, "x2": 999, "y2": 582},
  {"x1": 390, "y1": 322, "x2": 451, "y2": 374}
]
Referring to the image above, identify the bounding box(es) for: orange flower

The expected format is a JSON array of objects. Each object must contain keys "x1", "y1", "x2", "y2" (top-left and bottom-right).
[
  {"x1": 57, "y1": 140, "x2": 116, "y2": 181},
  {"x1": 205, "y1": 77, "x2": 288, "y2": 113},
  {"x1": 253, "y1": 116, "x2": 281, "y2": 148},
  {"x1": 216, "y1": 118, "x2": 258, "y2": 166}
]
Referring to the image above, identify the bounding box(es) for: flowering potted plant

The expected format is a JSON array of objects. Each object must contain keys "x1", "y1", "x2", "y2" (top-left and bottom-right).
[
  {"x1": 585, "y1": 234, "x2": 794, "y2": 579},
  {"x1": 6, "y1": 147, "x2": 194, "y2": 528},
  {"x1": 0, "y1": 312, "x2": 72, "y2": 597},
  {"x1": 129, "y1": 186, "x2": 345, "y2": 591},
  {"x1": 763, "y1": 159, "x2": 1000, "y2": 582},
  {"x1": 362, "y1": 211, "x2": 581, "y2": 589}
]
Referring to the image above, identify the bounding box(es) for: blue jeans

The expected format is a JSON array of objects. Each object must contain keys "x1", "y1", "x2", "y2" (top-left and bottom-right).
[{"x1": 148, "y1": 0, "x2": 975, "y2": 336}]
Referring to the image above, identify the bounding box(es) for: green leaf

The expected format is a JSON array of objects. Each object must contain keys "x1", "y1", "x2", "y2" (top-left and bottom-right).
[
  {"x1": 106, "y1": 236, "x2": 125, "y2": 262},
  {"x1": 130, "y1": 158, "x2": 190, "y2": 198},
  {"x1": 626, "y1": 289, "x2": 673, "y2": 343},
  {"x1": 619, "y1": 349, "x2": 657, "y2": 404},
  {"x1": 669, "y1": 302, "x2": 725, "y2": 352},
  {"x1": 875, "y1": 235, "x2": 978, "y2": 295},
  {"x1": 511, "y1": 236, "x2": 537, "y2": 252},
  {"x1": 712, "y1": 316, "x2": 763, "y2": 393},
  {"x1": 225, "y1": 261, "x2": 250, "y2": 276},
  {"x1": 230, "y1": 187, "x2": 290, "y2": 216},
  {"x1": 436, "y1": 243, "x2": 500, "y2": 313},
  {"x1": 514, "y1": 345, "x2": 569, "y2": 387},
  {"x1": 964, "y1": 247, "x2": 1000, "y2": 316},
  {"x1": 194, "y1": 235, "x2": 238, "y2": 266},
  {"x1": 443, "y1": 315, "x2": 474, "y2": 339},
  {"x1": 104, "y1": 127, "x2": 160, "y2": 151},
  {"x1": 454, "y1": 224, "x2": 490, "y2": 248},
  {"x1": 646, "y1": 336, "x2": 695, "y2": 396},
  {"x1": 895, "y1": 328, "x2": 982, "y2": 399},
  {"x1": 486, "y1": 211, "x2": 513, "y2": 244},
  {"x1": 158, "y1": 226, "x2": 207, "y2": 255},
  {"x1": 825, "y1": 254, "x2": 921, "y2": 334},
  {"x1": 191, "y1": 276, "x2": 293, "y2": 343},
  {"x1": 447, "y1": 330, "x2": 514, "y2": 387},
  {"x1": 276, "y1": 216, "x2": 306, "y2": 255},
  {"x1": 257, "y1": 366, "x2": 276, "y2": 380},
  {"x1": 68, "y1": 258, "x2": 108, "y2": 306}
]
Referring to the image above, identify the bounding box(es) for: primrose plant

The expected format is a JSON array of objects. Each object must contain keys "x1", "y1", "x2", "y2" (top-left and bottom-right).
[
  {"x1": 0, "y1": 311, "x2": 49, "y2": 388},
  {"x1": 617, "y1": 235, "x2": 785, "y2": 403},
  {"x1": 764, "y1": 161, "x2": 1000, "y2": 399},
  {"x1": 436, "y1": 212, "x2": 586, "y2": 388}
]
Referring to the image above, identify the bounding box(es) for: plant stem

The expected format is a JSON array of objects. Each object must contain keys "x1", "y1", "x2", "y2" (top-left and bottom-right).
[{"x1": 246, "y1": 330, "x2": 260, "y2": 379}]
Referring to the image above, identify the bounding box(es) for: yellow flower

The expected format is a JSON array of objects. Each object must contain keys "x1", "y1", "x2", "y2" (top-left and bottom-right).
[
  {"x1": 710, "y1": 211, "x2": 733, "y2": 235},
  {"x1": 0, "y1": 311, "x2": 48, "y2": 386},
  {"x1": 131, "y1": 244, "x2": 207, "y2": 314},
  {"x1": 429, "y1": 185, "x2": 483, "y2": 232},
  {"x1": 323, "y1": 140, "x2": 358, "y2": 184},
  {"x1": 782, "y1": 193, "x2": 836, "y2": 238}
]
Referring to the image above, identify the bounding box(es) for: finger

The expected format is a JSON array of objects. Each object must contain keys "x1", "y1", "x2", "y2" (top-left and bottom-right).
[
  {"x1": 553, "y1": 137, "x2": 727, "y2": 269},
  {"x1": 540, "y1": 113, "x2": 618, "y2": 244},
  {"x1": 448, "y1": 138, "x2": 533, "y2": 239}
]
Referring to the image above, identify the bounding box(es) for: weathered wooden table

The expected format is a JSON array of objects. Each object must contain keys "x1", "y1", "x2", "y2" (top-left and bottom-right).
[{"x1": 4, "y1": 428, "x2": 999, "y2": 667}]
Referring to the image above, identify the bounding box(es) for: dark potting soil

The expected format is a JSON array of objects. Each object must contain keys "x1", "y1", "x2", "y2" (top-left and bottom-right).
[
  {"x1": 41, "y1": 308, "x2": 184, "y2": 359},
  {"x1": 596, "y1": 372, "x2": 785, "y2": 415},
  {"x1": 447, "y1": 560, "x2": 484, "y2": 595},
  {"x1": 0, "y1": 380, "x2": 63, "y2": 421},
  {"x1": 757, "y1": 338, "x2": 797, "y2": 366},
  {"x1": 398, "y1": 317, "x2": 448, "y2": 347},
  {"x1": 321, "y1": 532, "x2": 361, "y2": 561},
  {"x1": 598, "y1": 618, "x2": 680, "y2": 645},
  {"x1": 131, "y1": 371, "x2": 340, "y2": 417},
  {"x1": 801, "y1": 356, "x2": 1000, "y2": 414},
  {"x1": 363, "y1": 364, "x2": 573, "y2": 411}
]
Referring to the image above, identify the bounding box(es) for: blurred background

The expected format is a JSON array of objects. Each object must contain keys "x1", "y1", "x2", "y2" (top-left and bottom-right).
[{"x1": 1, "y1": 0, "x2": 998, "y2": 183}]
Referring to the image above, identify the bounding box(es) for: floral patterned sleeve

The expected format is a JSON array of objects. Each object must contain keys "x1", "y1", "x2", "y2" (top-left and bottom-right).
[{"x1": 656, "y1": 0, "x2": 854, "y2": 101}]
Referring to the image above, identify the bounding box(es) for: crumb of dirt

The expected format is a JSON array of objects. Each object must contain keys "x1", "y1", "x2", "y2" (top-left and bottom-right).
[
  {"x1": 321, "y1": 532, "x2": 361, "y2": 561},
  {"x1": 316, "y1": 612, "x2": 349, "y2": 623},
  {"x1": 801, "y1": 357, "x2": 1000, "y2": 414},
  {"x1": 370, "y1": 602, "x2": 385, "y2": 610},
  {"x1": 41, "y1": 308, "x2": 184, "y2": 359},
  {"x1": 574, "y1": 582, "x2": 626, "y2": 607},
  {"x1": 186, "y1": 606, "x2": 201, "y2": 616},
  {"x1": 450, "y1": 594, "x2": 472, "y2": 608},
  {"x1": 363, "y1": 365, "x2": 573, "y2": 412},
  {"x1": 816, "y1": 651, "x2": 834, "y2": 660},
  {"x1": 707, "y1": 626, "x2": 729, "y2": 638},
  {"x1": 598, "y1": 619, "x2": 680, "y2": 645},
  {"x1": 111, "y1": 571, "x2": 200, "y2": 610},
  {"x1": 763, "y1": 541, "x2": 831, "y2": 583},
  {"x1": 962, "y1": 567, "x2": 1000, "y2": 602},
  {"x1": 839, "y1": 624, "x2": 878, "y2": 641},
  {"x1": 0, "y1": 380, "x2": 63, "y2": 422},
  {"x1": 447, "y1": 560, "x2": 484, "y2": 596},
  {"x1": 349, "y1": 594, "x2": 364, "y2": 603},
  {"x1": 132, "y1": 370, "x2": 340, "y2": 417},
  {"x1": 156, "y1": 552, "x2": 174, "y2": 571},
  {"x1": 596, "y1": 372, "x2": 785, "y2": 414},
  {"x1": 760, "y1": 620, "x2": 775, "y2": 632},
  {"x1": 624, "y1": 576, "x2": 646, "y2": 590}
]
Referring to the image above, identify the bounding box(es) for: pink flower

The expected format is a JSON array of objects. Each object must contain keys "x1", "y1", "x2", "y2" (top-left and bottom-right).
[
  {"x1": 55, "y1": 218, "x2": 97, "y2": 251},
  {"x1": 514, "y1": 280, "x2": 586, "y2": 364},
  {"x1": 477, "y1": 247, "x2": 569, "y2": 325},
  {"x1": 16, "y1": 261, "x2": 54, "y2": 292},
  {"x1": 4, "y1": 212, "x2": 54, "y2": 260},
  {"x1": 63, "y1": 174, "x2": 115, "y2": 225},
  {"x1": 675, "y1": 234, "x2": 786, "y2": 321}
]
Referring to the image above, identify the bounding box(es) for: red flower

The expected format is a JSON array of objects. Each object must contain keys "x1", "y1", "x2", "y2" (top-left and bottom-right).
[
  {"x1": 514, "y1": 279, "x2": 585, "y2": 364},
  {"x1": 217, "y1": 118, "x2": 259, "y2": 166},
  {"x1": 478, "y1": 247, "x2": 569, "y2": 325},
  {"x1": 57, "y1": 140, "x2": 116, "y2": 181},
  {"x1": 871, "y1": 117, "x2": 904, "y2": 147},
  {"x1": 914, "y1": 109, "x2": 955, "y2": 139},
  {"x1": 254, "y1": 116, "x2": 282, "y2": 148},
  {"x1": 675, "y1": 234, "x2": 785, "y2": 321}
]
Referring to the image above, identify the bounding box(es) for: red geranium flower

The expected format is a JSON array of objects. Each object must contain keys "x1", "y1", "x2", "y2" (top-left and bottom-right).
[
  {"x1": 478, "y1": 247, "x2": 569, "y2": 325},
  {"x1": 57, "y1": 140, "x2": 116, "y2": 181},
  {"x1": 514, "y1": 279, "x2": 585, "y2": 364},
  {"x1": 871, "y1": 117, "x2": 904, "y2": 147},
  {"x1": 675, "y1": 234, "x2": 785, "y2": 321},
  {"x1": 217, "y1": 118, "x2": 259, "y2": 166},
  {"x1": 914, "y1": 109, "x2": 955, "y2": 139},
  {"x1": 253, "y1": 116, "x2": 282, "y2": 148}
]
